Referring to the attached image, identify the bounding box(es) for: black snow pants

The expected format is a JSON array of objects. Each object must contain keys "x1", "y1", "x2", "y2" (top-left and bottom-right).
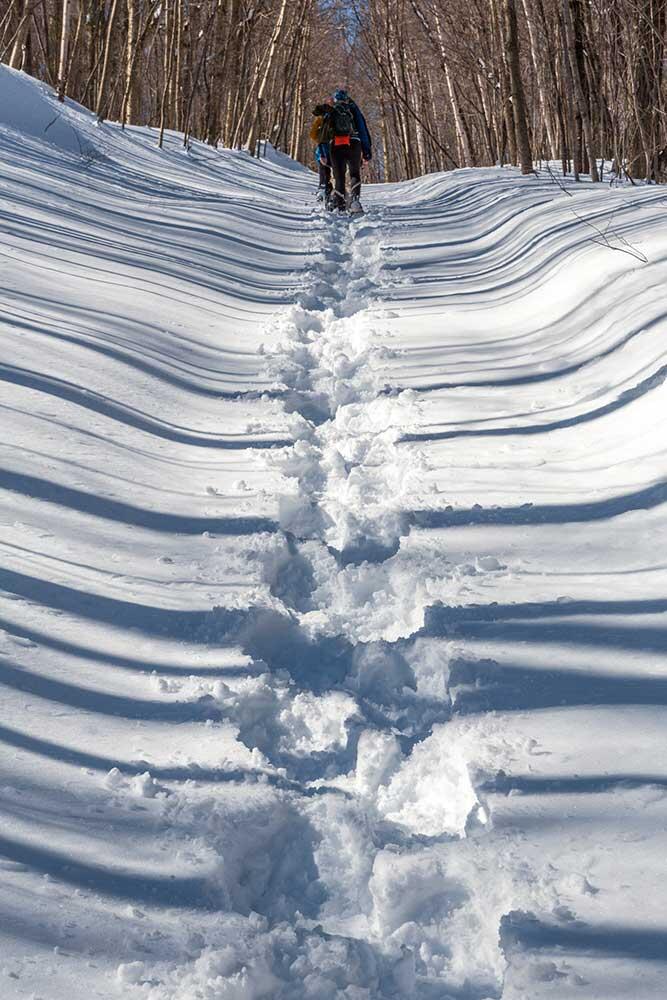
[{"x1": 329, "y1": 139, "x2": 362, "y2": 209}]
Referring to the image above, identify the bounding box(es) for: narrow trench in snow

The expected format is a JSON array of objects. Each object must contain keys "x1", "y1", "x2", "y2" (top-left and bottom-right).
[
  {"x1": 262, "y1": 208, "x2": 422, "y2": 584},
  {"x1": 243, "y1": 206, "x2": 483, "y2": 797},
  {"x1": 195, "y1": 204, "x2": 502, "y2": 997}
]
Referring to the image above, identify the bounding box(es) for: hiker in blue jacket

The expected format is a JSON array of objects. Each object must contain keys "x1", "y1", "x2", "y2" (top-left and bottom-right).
[{"x1": 327, "y1": 89, "x2": 372, "y2": 214}]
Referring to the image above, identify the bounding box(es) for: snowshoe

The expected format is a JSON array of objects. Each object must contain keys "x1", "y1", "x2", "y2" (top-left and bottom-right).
[{"x1": 349, "y1": 197, "x2": 364, "y2": 216}]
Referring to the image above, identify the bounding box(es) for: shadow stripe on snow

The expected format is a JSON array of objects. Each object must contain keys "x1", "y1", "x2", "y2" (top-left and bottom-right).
[
  {"x1": 0, "y1": 655, "x2": 223, "y2": 721},
  {"x1": 0, "y1": 832, "x2": 214, "y2": 909},
  {"x1": 451, "y1": 658, "x2": 667, "y2": 711},
  {"x1": 0, "y1": 618, "x2": 251, "y2": 676},
  {"x1": 483, "y1": 774, "x2": 667, "y2": 796},
  {"x1": 413, "y1": 479, "x2": 667, "y2": 527},
  {"x1": 501, "y1": 910, "x2": 667, "y2": 962},
  {"x1": 0, "y1": 724, "x2": 338, "y2": 798},
  {"x1": 399, "y1": 310, "x2": 667, "y2": 393},
  {"x1": 433, "y1": 619, "x2": 667, "y2": 655},
  {"x1": 403, "y1": 363, "x2": 667, "y2": 442},
  {"x1": 0, "y1": 568, "x2": 242, "y2": 633},
  {"x1": 427, "y1": 597, "x2": 667, "y2": 622},
  {"x1": 2, "y1": 323, "x2": 274, "y2": 401},
  {"x1": 424, "y1": 600, "x2": 667, "y2": 654},
  {"x1": 0, "y1": 363, "x2": 289, "y2": 445},
  {"x1": 0, "y1": 469, "x2": 277, "y2": 535}
]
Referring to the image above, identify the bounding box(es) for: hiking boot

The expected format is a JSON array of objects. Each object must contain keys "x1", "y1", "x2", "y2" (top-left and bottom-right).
[{"x1": 349, "y1": 196, "x2": 364, "y2": 215}]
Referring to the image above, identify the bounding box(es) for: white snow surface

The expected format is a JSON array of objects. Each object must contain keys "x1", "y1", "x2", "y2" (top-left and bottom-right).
[{"x1": 1, "y1": 65, "x2": 667, "y2": 999}]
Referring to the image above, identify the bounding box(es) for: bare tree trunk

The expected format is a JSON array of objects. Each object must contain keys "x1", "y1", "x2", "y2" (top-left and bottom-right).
[
  {"x1": 379, "y1": 87, "x2": 391, "y2": 180},
  {"x1": 490, "y1": 0, "x2": 517, "y2": 165},
  {"x1": 182, "y1": 7, "x2": 217, "y2": 147},
  {"x1": 95, "y1": 0, "x2": 119, "y2": 121},
  {"x1": 158, "y1": 0, "x2": 177, "y2": 147},
  {"x1": 56, "y1": 0, "x2": 72, "y2": 100},
  {"x1": 628, "y1": 0, "x2": 666, "y2": 179},
  {"x1": 521, "y1": 0, "x2": 557, "y2": 157},
  {"x1": 444, "y1": 61, "x2": 472, "y2": 167},
  {"x1": 435, "y1": 12, "x2": 474, "y2": 167},
  {"x1": 205, "y1": 0, "x2": 232, "y2": 145},
  {"x1": 7, "y1": 0, "x2": 36, "y2": 68},
  {"x1": 561, "y1": 0, "x2": 599, "y2": 180},
  {"x1": 121, "y1": 0, "x2": 160, "y2": 128},
  {"x1": 245, "y1": 0, "x2": 290, "y2": 152},
  {"x1": 172, "y1": 0, "x2": 183, "y2": 129},
  {"x1": 476, "y1": 72, "x2": 497, "y2": 163},
  {"x1": 125, "y1": 0, "x2": 137, "y2": 123},
  {"x1": 0, "y1": 0, "x2": 21, "y2": 56},
  {"x1": 503, "y1": 0, "x2": 533, "y2": 173},
  {"x1": 222, "y1": 0, "x2": 241, "y2": 146}
]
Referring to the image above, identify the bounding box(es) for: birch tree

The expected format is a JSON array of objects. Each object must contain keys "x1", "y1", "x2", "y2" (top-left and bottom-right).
[{"x1": 3, "y1": 0, "x2": 667, "y2": 182}]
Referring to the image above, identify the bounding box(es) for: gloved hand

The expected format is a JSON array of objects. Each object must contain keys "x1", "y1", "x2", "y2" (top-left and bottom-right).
[{"x1": 363, "y1": 152, "x2": 372, "y2": 162}]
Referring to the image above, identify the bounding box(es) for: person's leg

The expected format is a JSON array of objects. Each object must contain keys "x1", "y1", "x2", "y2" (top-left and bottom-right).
[
  {"x1": 330, "y1": 145, "x2": 347, "y2": 209},
  {"x1": 316, "y1": 160, "x2": 329, "y2": 201},
  {"x1": 324, "y1": 162, "x2": 333, "y2": 198},
  {"x1": 348, "y1": 141, "x2": 363, "y2": 203},
  {"x1": 339, "y1": 144, "x2": 354, "y2": 206}
]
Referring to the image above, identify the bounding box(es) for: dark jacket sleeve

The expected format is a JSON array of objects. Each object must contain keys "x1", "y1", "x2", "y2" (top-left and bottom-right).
[{"x1": 352, "y1": 104, "x2": 372, "y2": 158}]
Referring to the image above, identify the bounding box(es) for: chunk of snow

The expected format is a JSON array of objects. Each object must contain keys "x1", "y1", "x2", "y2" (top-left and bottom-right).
[
  {"x1": 376, "y1": 726, "x2": 479, "y2": 837},
  {"x1": 116, "y1": 961, "x2": 145, "y2": 984}
]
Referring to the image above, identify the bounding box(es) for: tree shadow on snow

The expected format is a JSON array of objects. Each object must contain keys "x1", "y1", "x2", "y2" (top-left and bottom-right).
[
  {"x1": 422, "y1": 599, "x2": 667, "y2": 655},
  {"x1": 0, "y1": 722, "x2": 345, "y2": 800},
  {"x1": 0, "y1": 617, "x2": 252, "y2": 677},
  {"x1": 450, "y1": 657, "x2": 667, "y2": 713},
  {"x1": 0, "y1": 654, "x2": 225, "y2": 723},
  {"x1": 0, "y1": 469, "x2": 277, "y2": 535},
  {"x1": 480, "y1": 772, "x2": 667, "y2": 796},
  {"x1": 0, "y1": 832, "x2": 213, "y2": 909},
  {"x1": 1, "y1": 357, "x2": 289, "y2": 436},
  {"x1": 412, "y1": 479, "x2": 667, "y2": 528},
  {"x1": 403, "y1": 359, "x2": 667, "y2": 443},
  {"x1": 501, "y1": 910, "x2": 667, "y2": 963}
]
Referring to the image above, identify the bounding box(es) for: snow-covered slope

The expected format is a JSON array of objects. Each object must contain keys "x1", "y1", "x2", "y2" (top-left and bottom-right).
[{"x1": 1, "y1": 64, "x2": 667, "y2": 999}]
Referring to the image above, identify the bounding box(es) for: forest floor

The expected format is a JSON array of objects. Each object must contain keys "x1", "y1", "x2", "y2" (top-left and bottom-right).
[{"x1": 1, "y1": 64, "x2": 667, "y2": 1000}]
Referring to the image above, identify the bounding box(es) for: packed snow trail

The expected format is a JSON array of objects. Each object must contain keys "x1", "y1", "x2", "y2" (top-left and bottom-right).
[{"x1": 2, "y1": 65, "x2": 667, "y2": 999}]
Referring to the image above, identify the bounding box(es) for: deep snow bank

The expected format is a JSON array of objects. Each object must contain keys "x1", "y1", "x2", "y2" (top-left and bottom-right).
[{"x1": 0, "y1": 62, "x2": 97, "y2": 153}]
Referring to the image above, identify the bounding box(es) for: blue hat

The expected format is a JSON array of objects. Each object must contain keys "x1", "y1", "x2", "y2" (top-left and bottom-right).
[{"x1": 334, "y1": 89, "x2": 349, "y2": 102}]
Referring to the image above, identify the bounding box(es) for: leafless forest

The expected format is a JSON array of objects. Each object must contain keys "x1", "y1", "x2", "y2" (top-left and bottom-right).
[{"x1": 2, "y1": 0, "x2": 666, "y2": 181}]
